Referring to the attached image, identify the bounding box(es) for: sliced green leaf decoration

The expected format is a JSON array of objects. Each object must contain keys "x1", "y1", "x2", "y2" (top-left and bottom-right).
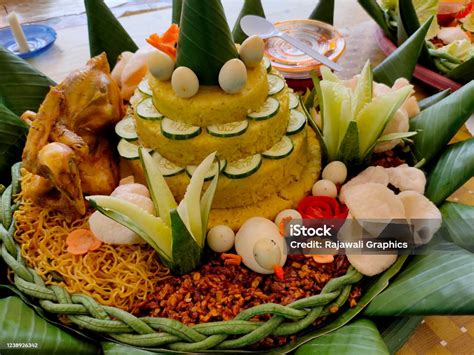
[
  {"x1": 0, "y1": 296, "x2": 98, "y2": 354},
  {"x1": 373, "y1": 16, "x2": 433, "y2": 86},
  {"x1": 336, "y1": 121, "x2": 360, "y2": 166},
  {"x1": 380, "y1": 316, "x2": 423, "y2": 354},
  {"x1": 172, "y1": 0, "x2": 183, "y2": 25},
  {"x1": 102, "y1": 342, "x2": 154, "y2": 355},
  {"x1": 440, "y1": 202, "x2": 474, "y2": 253},
  {"x1": 176, "y1": 0, "x2": 238, "y2": 85},
  {"x1": 309, "y1": 0, "x2": 335, "y2": 25},
  {"x1": 295, "y1": 319, "x2": 389, "y2": 355},
  {"x1": 365, "y1": 242, "x2": 474, "y2": 316},
  {"x1": 425, "y1": 138, "x2": 474, "y2": 206},
  {"x1": 447, "y1": 57, "x2": 474, "y2": 84},
  {"x1": 232, "y1": 0, "x2": 266, "y2": 44},
  {"x1": 84, "y1": 0, "x2": 138, "y2": 69},
  {"x1": 357, "y1": 0, "x2": 396, "y2": 42},
  {"x1": 0, "y1": 46, "x2": 55, "y2": 116},
  {"x1": 0, "y1": 104, "x2": 28, "y2": 184},
  {"x1": 410, "y1": 80, "x2": 474, "y2": 164},
  {"x1": 377, "y1": 131, "x2": 417, "y2": 143},
  {"x1": 418, "y1": 88, "x2": 450, "y2": 111}
]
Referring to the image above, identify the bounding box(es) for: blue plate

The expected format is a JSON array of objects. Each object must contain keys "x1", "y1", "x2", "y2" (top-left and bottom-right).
[{"x1": 0, "y1": 24, "x2": 57, "y2": 59}]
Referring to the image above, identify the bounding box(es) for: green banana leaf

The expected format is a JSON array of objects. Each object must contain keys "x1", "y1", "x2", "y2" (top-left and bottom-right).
[
  {"x1": 365, "y1": 240, "x2": 474, "y2": 316},
  {"x1": 295, "y1": 319, "x2": 389, "y2": 355},
  {"x1": 0, "y1": 46, "x2": 55, "y2": 116},
  {"x1": 0, "y1": 296, "x2": 98, "y2": 354},
  {"x1": 172, "y1": 0, "x2": 183, "y2": 25},
  {"x1": 176, "y1": 0, "x2": 238, "y2": 85},
  {"x1": 373, "y1": 17, "x2": 433, "y2": 86},
  {"x1": 232, "y1": 0, "x2": 266, "y2": 44},
  {"x1": 379, "y1": 316, "x2": 423, "y2": 354},
  {"x1": 447, "y1": 57, "x2": 474, "y2": 84},
  {"x1": 357, "y1": 0, "x2": 396, "y2": 43},
  {"x1": 418, "y1": 89, "x2": 450, "y2": 111},
  {"x1": 102, "y1": 342, "x2": 158, "y2": 354},
  {"x1": 410, "y1": 81, "x2": 474, "y2": 165},
  {"x1": 0, "y1": 104, "x2": 28, "y2": 183},
  {"x1": 425, "y1": 138, "x2": 474, "y2": 205},
  {"x1": 84, "y1": 0, "x2": 138, "y2": 69},
  {"x1": 440, "y1": 202, "x2": 474, "y2": 253},
  {"x1": 309, "y1": 0, "x2": 335, "y2": 25}
]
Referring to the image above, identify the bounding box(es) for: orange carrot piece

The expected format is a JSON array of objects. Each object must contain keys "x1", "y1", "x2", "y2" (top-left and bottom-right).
[
  {"x1": 221, "y1": 253, "x2": 242, "y2": 266},
  {"x1": 66, "y1": 229, "x2": 97, "y2": 255},
  {"x1": 274, "y1": 265, "x2": 285, "y2": 280}
]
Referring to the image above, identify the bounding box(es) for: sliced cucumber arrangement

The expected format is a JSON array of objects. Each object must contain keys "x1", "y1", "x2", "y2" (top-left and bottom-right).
[
  {"x1": 289, "y1": 92, "x2": 299, "y2": 109},
  {"x1": 115, "y1": 116, "x2": 138, "y2": 141},
  {"x1": 268, "y1": 74, "x2": 285, "y2": 95},
  {"x1": 136, "y1": 97, "x2": 163, "y2": 120},
  {"x1": 247, "y1": 97, "x2": 280, "y2": 121},
  {"x1": 287, "y1": 109, "x2": 306, "y2": 135},
  {"x1": 207, "y1": 120, "x2": 249, "y2": 137},
  {"x1": 262, "y1": 136, "x2": 294, "y2": 160},
  {"x1": 161, "y1": 117, "x2": 202, "y2": 140},
  {"x1": 263, "y1": 56, "x2": 272, "y2": 73},
  {"x1": 138, "y1": 79, "x2": 153, "y2": 96},
  {"x1": 223, "y1": 154, "x2": 262, "y2": 179},
  {"x1": 186, "y1": 159, "x2": 226, "y2": 181},
  {"x1": 151, "y1": 151, "x2": 185, "y2": 177},
  {"x1": 129, "y1": 90, "x2": 146, "y2": 108},
  {"x1": 117, "y1": 139, "x2": 152, "y2": 160}
]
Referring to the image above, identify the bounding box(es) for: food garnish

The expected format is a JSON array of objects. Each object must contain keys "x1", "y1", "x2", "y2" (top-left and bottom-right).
[
  {"x1": 146, "y1": 24, "x2": 179, "y2": 58},
  {"x1": 297, "y1": 196, "x2": 348, "y2": 220},
  {"x1": 66, "y1": 229, "x2": 102, "y2": 255}
]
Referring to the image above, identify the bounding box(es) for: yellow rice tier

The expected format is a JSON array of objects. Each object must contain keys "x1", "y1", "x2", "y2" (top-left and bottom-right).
[
  {"x1": 150, "y1": 62, "x2": 269, "y2": 126},
  {"x1": 127, "y1": 127, "x2": 311, "y2": 209},
  {"x1": 209, "y1": 132, "x2": 321, "y2": 230},
  {"x1": 135, "y1": 88, "x2": 289, "y2": 166}
]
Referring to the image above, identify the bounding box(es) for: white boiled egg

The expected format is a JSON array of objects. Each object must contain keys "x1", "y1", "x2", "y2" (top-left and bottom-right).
[
  {"x1": 147, "y1": 50, "x2": 175, "y2": 81},
  {"x1": 218, "y1": 59, "x2": 247, "y2": 94},
  {"x1": 207, "y1": 225, "x2": 235, "y2": 253},
  {"x1": 312, "y1": 179, "x2": 338, "y2": 198},
  {"x1": 239, "y1": 35, "x2": 265, "y2": 68},
  {"x1": 171, "y1": 66, "x2": 199, "y2": 98},
  {"x1": 322, "y1": 161, "x2": 347, "y2": 184}
]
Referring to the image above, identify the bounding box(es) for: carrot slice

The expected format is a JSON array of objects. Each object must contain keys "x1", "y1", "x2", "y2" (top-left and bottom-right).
[
  {"x1": 221, "y1": 253, "x2": 242, "y2": 265},
  {"x1": 66, "y1": 229, "x2": 100, "y2": 255},
  {"x1": 274, "y1": 265, "x2": 285, "y2": 280}
]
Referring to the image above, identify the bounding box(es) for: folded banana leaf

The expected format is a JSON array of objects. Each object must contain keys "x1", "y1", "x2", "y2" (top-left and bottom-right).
[
  {"x1": 410, "y1": 81, "x2": 474, "y2": 165},
  {"x1": 232, "y1": 0, "x2": 266, "y2": 44},
  {"x1": 0, "y1": 46, "x2": 55, "y2": 116},
  {"x1": 357, "y1": 0, "x2": 396, "y2": 43},
  {"x1": 418, "y1": 89, "x2": 450, "y2": 111},
  {"x1": 447, "y1": 57, "x2": 474, "y2": 84},
  {"x1": 172, "y1": 0, "x2": 183, "y2": 25},
  {"x1": 425, "y1": 138, "x2": 474, "y2": 206},
  {"x1": 379, "y1": 316, "x2": 424, "y2": 353},
  {"x1": 295, "y1": 319, "x2": 389, "y2": 355},
  {"x1": 373, "y1": 17, "x2": 433, "y2": 86},
  {"x1": 84, "y1": 0, "x2": 138, "y2": 69},
  {"x1": 309, "y1": 0, "x2": 335, "y2": 25},
  {"x1": 440, "y1": 202, "x2": 474, "y2": 253}
]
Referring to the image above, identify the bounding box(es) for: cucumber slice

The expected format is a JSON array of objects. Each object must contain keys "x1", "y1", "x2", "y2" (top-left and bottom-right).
[
  {"x1": 223, "y1": 154, "x2": 262, "y2": 179},
  {"x1": 262, "y1": 136, "x2": 294, "y2": 160},
  {"x1": 161, "y1": 117, "x2": 202, "y2": 140},
  {"x1": 115, "y1": 116, "x2": 138, "y2": 141},
  {"x1": 151, "y1": 151, "x2": 185, "y2": 177},
  {"x1": 247, "y1": 97, "x2": 280, "y2": 121},
  {"x1": 287, "y1": 109, "x2": 307, "y2": 135},
  {"x1": 289, "y1": 92, "x2": 299, "y2": 109},
  {"x1": 263, "y1": 56, "x2": 272, "y2": 73},
  {"x1": 136, "y1": 97, "x2": 163, "y2": 120},
  {"x1": 117, "y1": 139, "x2": 151, "y2": 160},
  {"x1": 207, "y1": 120, "x2": 249, "y2": 137},
  {"x1": 185, "y1": 159, "x2": 226, "y2": 181},
  {"x1": 268, "y1": 74, "x2": 285, "y2": 95},
  {"x1": 130, "y1": 90, "x2": 146, "y2": 108},
  {"x1": 138, "y1": 79, "x2": 153, "y2": 96}
]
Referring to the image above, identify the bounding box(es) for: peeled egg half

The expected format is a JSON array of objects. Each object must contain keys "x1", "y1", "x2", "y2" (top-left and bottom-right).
[
  {"x1": 171, "y1": 66, "x2": 199, "y2": 98},
  {"x1": 218, "y1": 59, "x2": 247, "y2": 94},
  {"x1": 239, "y1": 35, "x2": 265, "y2": 68},
  {"x1": 148, "y1": 50, "x2": 175, "y2": 81}
]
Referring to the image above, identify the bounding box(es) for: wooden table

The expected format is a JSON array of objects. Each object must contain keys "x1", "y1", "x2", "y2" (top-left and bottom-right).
[{"x1": 3, "y1": 1, "x2": 473, "y2": 353}]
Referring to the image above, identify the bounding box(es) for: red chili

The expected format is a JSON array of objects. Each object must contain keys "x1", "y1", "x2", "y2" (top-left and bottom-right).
[{"x1": 456, "y1": 1, "x2": 473, "y2": 19}]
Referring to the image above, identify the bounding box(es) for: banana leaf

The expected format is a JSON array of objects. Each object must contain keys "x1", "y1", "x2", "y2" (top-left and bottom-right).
[
  {"x1": 84, "y1": 0, "x2": 138, "y2": 69},
  {"x1": 0, "y1": 296, "x2": 98, "y2": 354},
  {"x1": 397, "y1": 0, "x2": 434, "y2": 68},
  {"x1": 440, "y1": 202, "x2": 474, "y2": 252},
  {"x1": 232, "y1": 0, "x2": 266, "y2": 44},
  {"x1": 410, "y1": 81, "x2": 474, "y2": 165},
  {"x1": 357, "y1": 0, "x2": 396, "y2": 43},
  {"x1": 447, "y1": 57, "x2": 474, "y2": 84},
  {"x1": 0, "y1": 46, "x2": 55, "y2": 116},
  {"x1": 425, "y1": 138, "x2": 474, "y2": 205},
  {"x1": 365, "y1": 240, "x2": 474, "y2": 316},
  {"x1": 295, "y1": 319, "x2": 389, "y2": 355},
  {"x1": 418, "y1": 89, "x2": 450, "y2": 111},
  {"x1": 373, "y1": 17, "x2": 433, "y2": 86},
  {"x1": 172, "y1": 0, "x2": 183, "y2": 25},
  {"x1": 379, "y1": 316, "x2": 423, "y2": 354},
  {"x1": 309, "y1": 0, "x2": 335, "y2": 25},
  {"x1": 0, "y1": 105, "x2": 28, "y2": 183}
]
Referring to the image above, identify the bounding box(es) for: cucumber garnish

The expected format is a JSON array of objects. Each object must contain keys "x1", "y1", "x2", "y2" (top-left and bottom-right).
[
  {"x1": 161, "y1": 117, "x2": 202, "y2": 140},
  {"x1": 223, "y1": 154, "x2": 262, "y2": 179},
  {"x1": 185, "y1": 159, "x2": 226, "y2": 181},
  {"x1": 289, "y1": 92, "x2": 299, "y2": 109},
  {"x1": 136, "y1": 97, "x2": 163, "y2": 120},
  {"x1": 287, "y1": 109, "x2": 306, "y2": 135},
  {"x1": 262, "y1": 136, "x2": 294, "y2": 159},
  {"x1": 151, "y1": 151, "x2": 185, "y2": 177},
  {"x1": 207, "y1": 120, "x2": 249, "y2": 137},
  {"x1": 247, "y1": 97, "x2": 280, "y2": 121},
  {"x1": 117, "y1": 139, "x2": 151, "y2": 160},
  {"x1": 138, "y1": 79, "x2": 153, "y2": 96},
  {"x1": 115, "y1": 116, "x2": 138, "y2": 141},
  {"x1": 268, "y1": 74, "x2": 285, "y2": 95}
]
